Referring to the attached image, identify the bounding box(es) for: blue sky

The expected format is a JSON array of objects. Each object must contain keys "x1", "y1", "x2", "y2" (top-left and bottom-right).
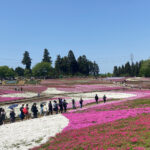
[{"x1": 0, "y1": 0, "x2": 150, "y2": 73}]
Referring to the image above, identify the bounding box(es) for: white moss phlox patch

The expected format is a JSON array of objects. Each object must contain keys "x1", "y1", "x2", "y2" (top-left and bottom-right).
[
  {"x1": 69, "y1": 92, "x2": 136, "y2": 100},
  {"x1": 1, "y1": 92, "x2": 37, "y2": 98},
  {"x1": 0, "y1": 114, "x2": 69, "y2": 150},
  {"x1": 42, "y1": 88, "x2": 68, "y2": 95}
]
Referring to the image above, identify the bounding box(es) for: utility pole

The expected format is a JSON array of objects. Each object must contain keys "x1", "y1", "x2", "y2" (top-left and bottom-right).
[{"x1": 130, "y1": 53, "x2": 134, "y2": 64}]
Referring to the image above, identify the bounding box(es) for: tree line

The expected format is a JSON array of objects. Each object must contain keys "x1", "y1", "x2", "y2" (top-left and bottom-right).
[
  {"x1": 113, "y1": 59, "x2": 150, "y2": 77},
  {"x1": 0, "y1": 49, "x2": 99, "y2": 80},
  {"x1": 113, "y1": 61, "x2": 142, "y2": 77}
]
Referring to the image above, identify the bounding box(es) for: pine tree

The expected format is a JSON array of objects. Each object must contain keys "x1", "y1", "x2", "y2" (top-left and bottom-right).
[
  {"x1": 55, "y1": 55, "x2": 62, "y2": 74},
  {"x1": 124, "y1": 62, "x2": 131, "y2": 76},
  {"x1": 42, "y1": 49, "x2": 52, "y2": 63},
  {"x1": 77, "y1": 55, "x2": 89, "y2": 75},
  {"x1": 113, "y1": 66, "x2": 118, "y2": 76},
  {"x1": 92, "y1": 61, "x2": 99, "y2": 77},
  {"x1": 67, "y1": 50, "x2": 78, "y2": 75},
  {"x1": 22, "y1": 51, "x2": 32, "y2": 70}
]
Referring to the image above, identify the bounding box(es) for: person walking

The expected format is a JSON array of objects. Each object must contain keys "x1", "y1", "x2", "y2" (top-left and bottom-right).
[
  {"x1": 72, "y1": 99, "x2": 76, "y2": 109},
  {"x1": 10, "y1": 109, "x2": 16, "y2": 123},
  {"x1": 43, "y1": 104, "x2": 47, "y2": 116},
  {"x1": 79, "y1": 98, "x2": 83, "y2": 108},
  {"x1": 95, "y1": 94, "x2": 99, "y2": 104},
  {"x1": 20, "y1": 104, "x2": 25, "y2": 121},
  {"x1": 53, "y1": 101, "x2": 58, "y2": 114},
  {"x1": 48, "y1": 101, "x2": 53, "y2": 115},
  {"x1": 59, "y1": 98, "x2": 63, "y2": 113},
  {"x1": 63, "y1": 99, "x2": 68, "y2": 112},
  {"x1": 0, "y1": 108, "x2": 3, "y2": 125},
  {"x1": 40, "y1": 103, "x2": 44, "y2": 115},
  {"x1": 23, "y1": 104, "x2": 29, "y2": 119},
  {"x1": 103, "y1": 95, "x2": 107, "y2": 103},
  {"x1": 31, "y1": 103, "x2": 38, "y2": 118},
  {"x1": 1, "y1": 108, "x2": 6, "y2": 124}
]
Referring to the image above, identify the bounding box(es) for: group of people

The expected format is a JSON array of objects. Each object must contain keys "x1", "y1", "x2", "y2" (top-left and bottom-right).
[
  {"x1": 19, "y1": 99, "x2": 69, "y2": 121},
  {"x1": 14, "y1": 87, "x2": 23, "y2": 91},
  {"x1": 0, "y1": 98, "x2": 70, "y2": 125},
  {"x1": 71, "y1": 98, "x2": 84, "y2": 109},
  {"x1": 95, "y1": 94, "x2": 107, "y2": 104},
  {"x1": 0, "y1": 94, "x2": 107, "y2": 126}
]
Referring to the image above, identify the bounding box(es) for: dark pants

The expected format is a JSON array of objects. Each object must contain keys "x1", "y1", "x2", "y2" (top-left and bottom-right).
[
  {"x1": 60, "y1": 106, "x2": 63, "y2": 113},
  {"x1": 64, "y1": 107, "x2": 67, "y2": 112},
  {"x1": 49, "y1": 109, "x2": 53, "y2": 115},
  {"x1": 10, "y1": 117, "x2": 15, "y2": 123},
  {"x1": 33, "y1": 113, "x2": 38, "y2": 118}
]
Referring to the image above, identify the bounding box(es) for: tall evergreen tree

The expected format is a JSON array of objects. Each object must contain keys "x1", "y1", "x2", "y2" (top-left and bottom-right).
[
  {"x1": 77, "y1": 55, "x2": 89, "y2": 75},
  {"x1": 55, "y1": 55, "x2": 62, "y2": 74},
  {"x1": 22, "y1": 51, "x2": 32, "y2": 70},
  {"x1": 113, "y1": 66, "x2": 118, "y2": 76},
  {"x1": 124, "y1": 62, "x2": 131, "y2": 76},
  {"x1": 93, "y1": 61, "x2": 99, "y2": 77},
  {"x1": 67, "y1": 50, "x2": 78, "y2": 75},
  {"x1": 61, "y1": 56, "x2": 69, "y2": 74},
  {"x1": 42, "y1": 49, "x2": 52, "y2": 63},
  {"x1": 121, "y1": 65, "x2": 125, "y2": 75}
]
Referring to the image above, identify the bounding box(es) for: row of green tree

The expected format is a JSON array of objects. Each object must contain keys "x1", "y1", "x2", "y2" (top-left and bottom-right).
[
  {"x1": 113, "y1": 59, "x2": 150, "y2": 77},
  {"x1": 0, "y1": 49, "x2": 99, "y2": 79}
]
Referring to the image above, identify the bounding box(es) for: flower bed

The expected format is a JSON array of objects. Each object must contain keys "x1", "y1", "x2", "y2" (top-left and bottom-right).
[
  {"x1": 0, "y1": 89, "x2": 20, "y2": 95},
  {"x1": 40, "y1": 113, "x2": 150, "y2": 150},
  {"x1": 1, "y1": 92, "x2": 37, "y2": 98},
  {"x1": 0, "y1": 97, "x2": 23, "y2": 102},
  {"x1": 0, "y1": 114, "x2": 69, "y2": 150},
  {"x1": 57, "y1": 84, "x2": 123, "y2": 93},
  {"x1": 21, "y1": 85, "x2": 47, "y2": 93},
  {"x1": 63, "y1": 107, "x2": 150, "y2": 131}
]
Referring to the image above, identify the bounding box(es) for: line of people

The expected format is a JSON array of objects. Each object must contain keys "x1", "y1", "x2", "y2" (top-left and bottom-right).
[
  {"x1": 0, "y1": 94, "x2": 107, "y2": 125},
  {"x1": 0, "y1": 99, "x2": 70, "y2": 125}
]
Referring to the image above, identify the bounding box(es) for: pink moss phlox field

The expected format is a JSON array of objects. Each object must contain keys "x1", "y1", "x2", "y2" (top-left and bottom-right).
[
  {"x1": 22, "y1": 85, "x2": 47, "y2": 93},
  {"x1": 63, "y1": 107, "x2": 150, "y2": 131},
  {"x1": 57, "y1": 84, "x2": 123, "y2": 92},
  {"x1": 38, "y1": 113, "x2": 150, "y2": 150},
  {"x1": 40, "y1": 79, "x2": 65, "y2": 84},
  {"x1": 0, "y1": 89, "x2": 21, "y2": 95},
  {"x1": 0, "y1": 97, "x2": 24, "y2": 102}
]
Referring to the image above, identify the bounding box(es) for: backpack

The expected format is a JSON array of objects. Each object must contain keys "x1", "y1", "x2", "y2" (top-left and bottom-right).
[{"x1": 23, "y1": 107, "x2": 28, "y2": 114}]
